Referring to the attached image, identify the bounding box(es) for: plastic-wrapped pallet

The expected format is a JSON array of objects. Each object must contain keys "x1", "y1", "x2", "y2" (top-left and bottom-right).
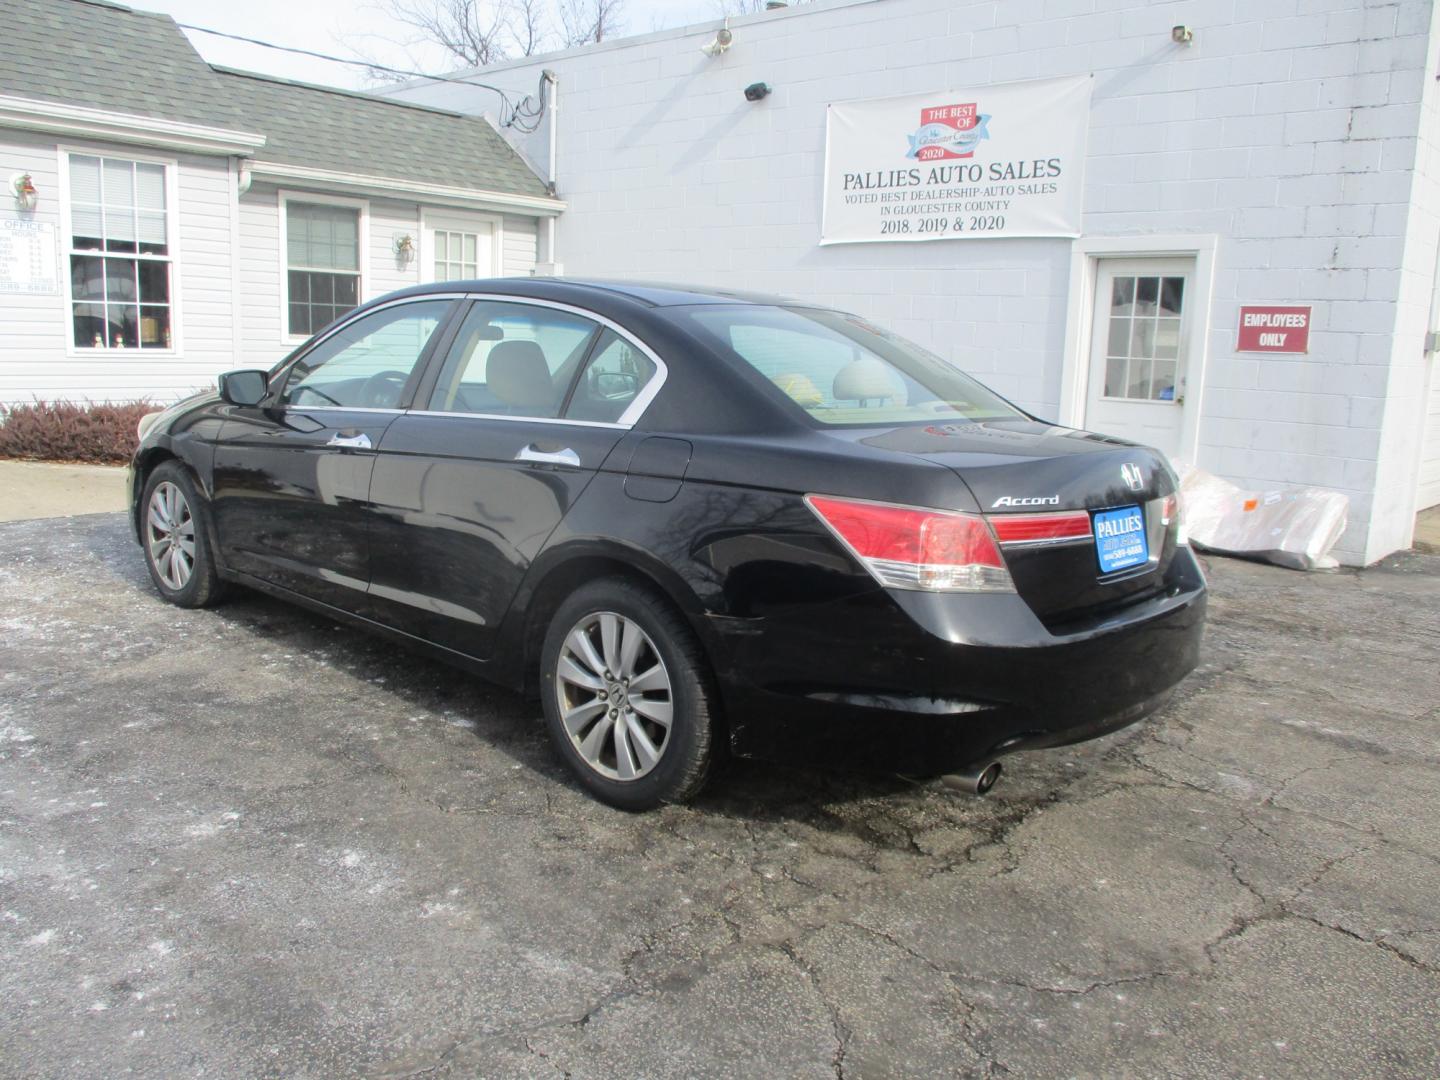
[{"x1": 1176, "y1": 463, "x2": 1348, "y2": 571}]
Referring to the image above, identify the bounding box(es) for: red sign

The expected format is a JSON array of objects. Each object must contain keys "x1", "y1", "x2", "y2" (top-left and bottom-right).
[
  {"x1": 913, "y1": 103, "x2": 981, "y2": 161},
  {"x1": 1237, "y1": 306, "x2": 1311, "y2": 353}
]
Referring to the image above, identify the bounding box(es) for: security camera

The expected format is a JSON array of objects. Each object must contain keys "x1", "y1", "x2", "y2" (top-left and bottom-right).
[
  {"x1": 701, "y1": 24, "x2": 733, "y2": 56},
  {"x1": 744, "y1": 82, "x2": 771, "y2": 102}
]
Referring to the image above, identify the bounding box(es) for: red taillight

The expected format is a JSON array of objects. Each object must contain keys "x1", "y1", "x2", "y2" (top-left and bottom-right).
[
  {"x1": 805, "y1": 495, "x2": 1013, "y2": 592},
  {"x1": 1162, "y1": 493, "x2": 1188, "y2": 545},
  {"x1": 988, "y1": 510, "x2": 1092, "y2": 545}
]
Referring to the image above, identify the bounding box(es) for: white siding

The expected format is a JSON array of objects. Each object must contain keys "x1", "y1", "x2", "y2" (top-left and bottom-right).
[
  {"x1": 237, "y1": 181, "x2": 282, "y2": 364},
  {"x1": 387, "y1": 0, "x2": 1440, "y2": 565},
  {"x1": 0, "y1": 129, "x2": 67, "y2": 402},
  {"x1": 0, "y1": 131, "x2": 235, "y2": 404},
  {"x1": 501, "y1": 214, "x2": 539, "y2": 275}
]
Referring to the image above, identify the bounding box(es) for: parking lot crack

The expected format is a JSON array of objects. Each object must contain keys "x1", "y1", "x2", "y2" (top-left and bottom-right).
[{"x1": 775, "y1": 941, "x2": 851, "y2": 1080}]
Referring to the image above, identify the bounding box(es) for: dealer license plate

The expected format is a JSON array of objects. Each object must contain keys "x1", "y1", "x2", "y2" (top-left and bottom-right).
[{"x1": 1093, "y1": 505, "x2": 1149, "y2": 574}]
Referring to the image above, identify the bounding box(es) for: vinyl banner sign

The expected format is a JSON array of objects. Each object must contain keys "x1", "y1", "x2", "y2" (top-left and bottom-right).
[{"x1": 821, "y1": 75, "x2": 1092, "y2": 245}]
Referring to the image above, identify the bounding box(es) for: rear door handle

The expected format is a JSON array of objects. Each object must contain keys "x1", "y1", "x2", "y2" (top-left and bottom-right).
[
  {"x1": 327, "y1": 432, "x2": 373, "y2": 450},
  {"x1": 515, "y1": 444, "x2": 580, "y2": 468}
]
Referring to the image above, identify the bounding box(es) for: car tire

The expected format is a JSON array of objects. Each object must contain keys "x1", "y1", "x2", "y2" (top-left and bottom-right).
[
  {"x1": 540, "y1": 578, "x2": 719, "y2": 810},
  {"x1": 140, "y1": 461, "x2": 226, "y2": 609}
]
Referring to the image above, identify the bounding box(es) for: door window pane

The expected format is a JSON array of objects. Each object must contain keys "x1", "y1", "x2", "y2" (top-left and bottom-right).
[
  {"x1": 426, "y1": 301, "x2": 600, "y2": 416},
  {"x1": 1102, "y1": 272, "x2": 1187, "y2": 401},
  {"x1": 283, "y1": 300, "x2": 452, "y2": 409}
]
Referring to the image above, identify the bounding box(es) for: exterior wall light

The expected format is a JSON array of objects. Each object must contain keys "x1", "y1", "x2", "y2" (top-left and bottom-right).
[
  {"x1": 394, "y1": 233, "x2": 416, "y2": 265},
  {"x1": 11, "y1": 172, "x2": 37, "y2": 211},
  {"x1": 1172, "y1": 25, "x2": 1194, "y2": 44},
  {"x1": 702, "y1": 22, "x2": 733, "y2": 57}
]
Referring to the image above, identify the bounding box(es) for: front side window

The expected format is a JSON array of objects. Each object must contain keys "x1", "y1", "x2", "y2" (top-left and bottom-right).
[
  {"x1": 286, "y1": 201, "x2": 361, "y2": 337},
  {"x1": 282, "y1": 300, "x2": 452, "y2": 409},
  {"x1": 68, "y1": 154, "x2": 171, "y2": 349},
  {"x1": 426, "y1": 301, "x2": 601, "y2": 417},
  {"x1": 681, "y1": 306, "x2": 1025, "y2": 426}
]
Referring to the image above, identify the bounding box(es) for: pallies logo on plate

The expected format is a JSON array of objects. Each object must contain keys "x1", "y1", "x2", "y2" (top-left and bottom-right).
[{"x1": 905, "y1": 103, "x2": 991, "y2": 161}]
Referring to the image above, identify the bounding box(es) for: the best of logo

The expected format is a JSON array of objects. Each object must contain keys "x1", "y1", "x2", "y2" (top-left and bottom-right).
[{"x1": 905, "y1": 103, "x2": 991, "y2": 161}]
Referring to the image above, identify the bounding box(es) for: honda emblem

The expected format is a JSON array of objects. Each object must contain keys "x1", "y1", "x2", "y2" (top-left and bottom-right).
[{"x1": 1121, "y1": 462, "x2": 1144, "y2": 491}]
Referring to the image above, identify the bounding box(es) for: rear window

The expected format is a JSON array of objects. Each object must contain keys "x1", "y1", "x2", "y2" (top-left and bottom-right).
[{"x1": 680, "y1": 306, "x2": 1024, "y2": 426}]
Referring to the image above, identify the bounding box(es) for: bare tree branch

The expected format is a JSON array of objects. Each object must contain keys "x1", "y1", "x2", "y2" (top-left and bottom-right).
[
  {"x1": 507, "y1": 0, "x2": 548, "y2": 56},
  {"x1": 370, "y1": 0, "x2": 515, "y2": 67},
  {"x1": 556, "y1": 0, "x2": 626, "y2": 47}
]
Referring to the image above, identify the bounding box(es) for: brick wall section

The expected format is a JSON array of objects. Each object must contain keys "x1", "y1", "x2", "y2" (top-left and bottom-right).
[{"x1": 388, "y1": 0, "x2": 1438, "y2": 564}]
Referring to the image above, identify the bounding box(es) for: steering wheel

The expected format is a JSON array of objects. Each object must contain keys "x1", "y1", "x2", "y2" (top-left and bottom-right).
[{"x1": 361, "y1": 370, "x2": 411, "y2": 408}]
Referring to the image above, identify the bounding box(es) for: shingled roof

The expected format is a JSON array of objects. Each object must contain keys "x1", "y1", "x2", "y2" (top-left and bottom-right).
[
  {"x1": 1, "y1": 0, "x2": 552, "y2": 201},
  {"x1": 1, "y1": 0, "x2": 248, "y2": 130},
  {"x1": 215, "y1": 68, "x2": 550, "y2": 198}
]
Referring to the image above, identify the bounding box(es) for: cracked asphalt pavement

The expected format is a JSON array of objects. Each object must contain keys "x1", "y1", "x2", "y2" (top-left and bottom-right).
[{"x1": 2, "y1": 513, "x2": 1438, "y2": 1078}]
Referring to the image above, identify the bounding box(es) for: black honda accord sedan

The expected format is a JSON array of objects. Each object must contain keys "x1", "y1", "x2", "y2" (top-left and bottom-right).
[{"x1": 130, "y1": 279, "x2": 1205, "y2": 809}]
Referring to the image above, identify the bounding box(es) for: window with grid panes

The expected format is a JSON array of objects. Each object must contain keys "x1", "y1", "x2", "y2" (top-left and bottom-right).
[
  {"x1": 286, "y1": 202, "x2": 360, "y2": 336},
  {"x1": 433, "y1": 230, "x2": 479, "y2": 281},
  {"x1": 68, "y1": 154, "x2": 172, "y2": 349},
  {"x1": 1102, "y1": 275, "x2": 1185, "y2": 401}
]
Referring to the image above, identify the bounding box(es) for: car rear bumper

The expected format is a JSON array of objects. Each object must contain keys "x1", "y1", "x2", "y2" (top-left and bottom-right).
[{"x1": 712, "y1": 547, "x2": 1207, "y2": 775}]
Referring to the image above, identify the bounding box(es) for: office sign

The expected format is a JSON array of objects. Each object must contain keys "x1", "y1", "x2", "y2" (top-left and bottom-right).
[
  {"x1": 0, "y1": 217, "x2": 58, "y2": 295},
  {"x1": 821, "y1": 75, "x2": 1091, "y2": 245},
  {"x1": 1237, "y1": 306, "x2": 1311, "y2": 353}
]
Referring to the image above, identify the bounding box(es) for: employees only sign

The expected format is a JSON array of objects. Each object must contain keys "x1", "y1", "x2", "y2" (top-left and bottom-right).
[
  {"x1": 1237, "y1": 306, "x2": 1312, "y2": 353},
  {"x1": 821, "y1": 75, "x2": 1092, "y2": 245}
]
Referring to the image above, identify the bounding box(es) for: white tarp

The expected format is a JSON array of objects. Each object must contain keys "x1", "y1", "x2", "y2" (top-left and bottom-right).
[
  {"x1": 821, "y1": 75, "x2": 1091, "y2": 246},
  {"x1": 1178, "y1": 463, "x2": 1349, "y2": 572}
]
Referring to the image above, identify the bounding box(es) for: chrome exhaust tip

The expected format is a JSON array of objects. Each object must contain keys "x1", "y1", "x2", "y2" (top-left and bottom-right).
[{"x1": 941, "y1": 761, "x2": 1002, "y2": 796}]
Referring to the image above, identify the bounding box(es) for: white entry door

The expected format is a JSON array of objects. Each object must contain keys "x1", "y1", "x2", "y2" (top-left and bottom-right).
[
  {"x1": 1085, "y1": 258, "x2": 1194, "y2": 460},
  {"x1": 422, "y1": 212, "x2": 498, "y2": 283}
]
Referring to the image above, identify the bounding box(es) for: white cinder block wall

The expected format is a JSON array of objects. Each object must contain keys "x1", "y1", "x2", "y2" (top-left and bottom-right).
[{"x1": 387, "y1": 0, "x2": 1440, "y2": 565}]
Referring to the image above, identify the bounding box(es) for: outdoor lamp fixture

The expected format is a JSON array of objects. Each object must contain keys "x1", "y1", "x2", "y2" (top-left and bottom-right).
[
  {"x1": 11, "y1": 172, "x2": 37, "y2": 211},
  {"x1": 701, "y1": 21, "x2": 733, "y2": 57},
  {"x1": 1172, "y1": 25, "x2": 1194, "y2": 44},
  {"x1": 744, "y1": 82, "x2": 771, "y2": 102},
  {"x1": 393, "y1": 233, "x2": 415, "y2": 264}
]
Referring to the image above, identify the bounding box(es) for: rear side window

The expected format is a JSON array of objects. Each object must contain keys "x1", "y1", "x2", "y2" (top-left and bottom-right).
[
  {"x1": 563, "y1": 330, "x2": 658, "y2": 423},
  {"x1": 681, "y1": 305, "x2": 1024, "y2": 426},
  {"x1": 426, "y1": 301, "x2": 601, "y2": 417}
]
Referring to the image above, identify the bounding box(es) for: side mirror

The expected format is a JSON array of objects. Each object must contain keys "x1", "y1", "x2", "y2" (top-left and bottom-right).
[
  {"x1": 218, "y1": 369, "x2": 269, "y2": 407},
  {"x1": 592, "y1": 370, "x2": 640, "y2": 399}
]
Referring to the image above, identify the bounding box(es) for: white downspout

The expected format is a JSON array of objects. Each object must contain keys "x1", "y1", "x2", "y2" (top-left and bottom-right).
[{"x1": 542, "y1": 69, "x2": 560, "y2": 274}]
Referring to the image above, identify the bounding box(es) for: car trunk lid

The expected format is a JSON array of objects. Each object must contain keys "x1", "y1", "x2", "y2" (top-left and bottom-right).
[{"x1": 857, "y1": 420, "x2": 1181, "y2": 625}]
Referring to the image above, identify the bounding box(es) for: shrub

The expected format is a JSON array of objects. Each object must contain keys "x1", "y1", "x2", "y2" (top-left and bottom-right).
[{"x1": 0, "y1": 400, "x2": 159, "y2": 464}]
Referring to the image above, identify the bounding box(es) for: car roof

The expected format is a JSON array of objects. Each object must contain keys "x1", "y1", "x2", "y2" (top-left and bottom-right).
[{"x1": 383, "y1": 277, "x2": 804, "y2": 310}]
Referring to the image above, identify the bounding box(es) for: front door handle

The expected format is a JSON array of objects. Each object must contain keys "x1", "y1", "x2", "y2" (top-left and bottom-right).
[
  {"x1": 327, "y1": 432, "x2": 373, "y2": 450},
  {"x1": 515, "y1": 444, "x2": 580, "y2": 468}
]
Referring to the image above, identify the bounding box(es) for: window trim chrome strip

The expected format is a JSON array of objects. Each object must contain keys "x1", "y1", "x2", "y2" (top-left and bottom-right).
[{"x1": 269, "y1": 291, "x2": 669, "y2": 429}]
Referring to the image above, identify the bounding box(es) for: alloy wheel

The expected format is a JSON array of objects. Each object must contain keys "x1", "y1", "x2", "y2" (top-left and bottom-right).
[
  {"x1": 146, "y1": 481, "x2": 196, "y2": 591},
  {"x1": 554, "y1": 611, "x2": 674, "y2": 781}
]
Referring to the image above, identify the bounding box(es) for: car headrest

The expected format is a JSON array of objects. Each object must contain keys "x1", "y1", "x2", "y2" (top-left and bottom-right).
[
  {"x1": 771, "y1": 372, "x2": 825, "y2": 407},
  {"x1": 833, "y1": 358, "x2": 901, "y2": 402},
  {"x1": 487, "y1": 340, "x2": 553, "y2": 409}
]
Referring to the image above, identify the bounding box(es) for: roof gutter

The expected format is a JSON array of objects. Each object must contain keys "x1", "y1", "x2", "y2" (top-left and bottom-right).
[
  {"x1": 244, "y1": 160, "x2": 566, "y2": 216},
  {"x1": 0, "y1": 95, "x2": 266, "y2": 155}
]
